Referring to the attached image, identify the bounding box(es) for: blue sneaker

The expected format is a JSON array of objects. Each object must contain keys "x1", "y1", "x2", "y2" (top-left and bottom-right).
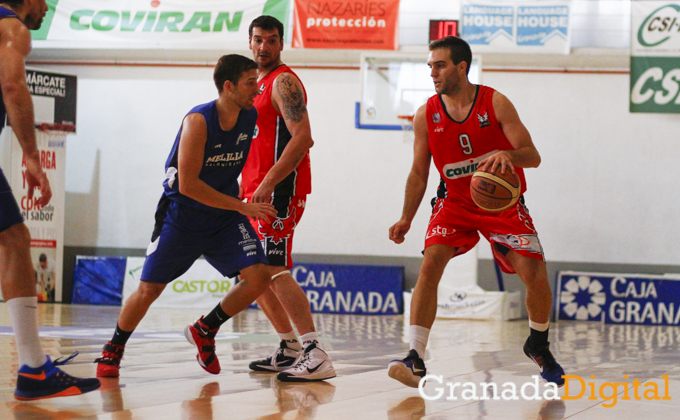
[
  {"x1": 14, "y1": 354, "x2": 101, "y2": 400},
  {"x1": 523, "y1": 338, "x2": 565, "y2": 387},
  {"x1": 388, "y1": 350, "x2": 427, "y2": 388}
]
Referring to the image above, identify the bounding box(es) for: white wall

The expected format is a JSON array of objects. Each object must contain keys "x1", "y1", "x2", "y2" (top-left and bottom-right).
[{"x1": 42, "y1": 61, "x2": 680, "y2": 266}]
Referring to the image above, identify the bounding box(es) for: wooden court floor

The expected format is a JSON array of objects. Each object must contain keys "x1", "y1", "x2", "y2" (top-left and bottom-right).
[{"x1": 1, "y1": 303, "x2": 679, "y2": 419}]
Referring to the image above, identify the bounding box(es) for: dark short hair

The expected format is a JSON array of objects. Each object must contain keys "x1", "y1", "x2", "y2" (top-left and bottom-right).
[
  {"x1": 429, "y1": 36, "x2": 472, "y2": 75},
  {"x1": 39, "y1": 253, "x2": 47, "y2": 262},
  {"x1": 2, "y1": 0, "x2": 25, "y2": 6},
  {"x1": 213, "y1": 54, "x2": 257, "y2": 92},
  {"x1": 249, "y1": 15, "x2": 284, "y2": 39}
]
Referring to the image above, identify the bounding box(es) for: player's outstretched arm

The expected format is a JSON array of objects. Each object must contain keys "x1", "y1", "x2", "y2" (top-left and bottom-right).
[
  {"x1": 250, "y1": 72, "x2": 314, "y2": 203},
  {"x1": 479, "y1": 91, "x2": 541, "y2": 174},
  {"x1": 0, "y1": 19, "x2": 51, "y2": 207},
  {"x1": 177, "y1": 113, "x2": 276, "y2": 220},
  {"x1": 389, "y1": 104, "x2": 431, "y2": 244}
]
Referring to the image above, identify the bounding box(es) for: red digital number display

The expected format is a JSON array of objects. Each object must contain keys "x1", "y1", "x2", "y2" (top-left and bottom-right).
[{"x1": 429, "y1": 20, "x2": 458, "y2": 42}]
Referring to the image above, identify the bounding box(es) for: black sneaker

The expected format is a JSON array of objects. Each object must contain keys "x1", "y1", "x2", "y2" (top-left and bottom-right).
[
  {"x1": 387, "y1": 350, "x2": 427, "y2": 388},
  {"x1": 523, "y1": 337, "x2": 565, "y2": 387},
  {"x1": 250, "y1": 340, "x2": 300, "y2": 372},
  {"x1": 15, "y1": 354, "x2": 101, "y2": 400}
]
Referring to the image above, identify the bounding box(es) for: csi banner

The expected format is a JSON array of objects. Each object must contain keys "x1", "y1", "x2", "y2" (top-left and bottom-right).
[
  {"x1": 461, "y1": 0, "x2": 570, "y2": 54},
  {"x1": 630, "y1": 1, "x2": 680, "y2": 113},
  {"x1": 556, "y1": 271, "x2": 680, "y2": 326},
  {"x1": 30, "y1": 0, "x2": 290, "y2": 50},
  {"x1": 292, "y1": 0, "x2": 399, "y2": 49}
]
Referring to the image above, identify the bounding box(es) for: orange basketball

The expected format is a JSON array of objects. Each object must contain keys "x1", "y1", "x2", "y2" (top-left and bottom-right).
[{"x1": 470, "y1": 167, "x2": 521, "y2": 212}]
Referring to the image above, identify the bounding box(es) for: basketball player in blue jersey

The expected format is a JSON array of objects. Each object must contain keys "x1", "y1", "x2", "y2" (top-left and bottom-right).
[
  {"x1": 95, "y1": 55, "x2": 278, "y2": 377},
  {"x1": 0, "y1": 0, "x2": 101, "y2": 400}
]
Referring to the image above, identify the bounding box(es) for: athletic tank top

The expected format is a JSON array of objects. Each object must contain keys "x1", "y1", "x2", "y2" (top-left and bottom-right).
[
  {"x1": 0, "y1": 6, "x2": 20, "y2": 128},
  {"x1": 241, "y1": 64, "x2": 312, "y2": 199},
  {"x1": 427, "y1": 85, "x2": 527, "y2": 208},
  {"x1": 163, "y1": 101, "x2": 257, "y2": 211}
]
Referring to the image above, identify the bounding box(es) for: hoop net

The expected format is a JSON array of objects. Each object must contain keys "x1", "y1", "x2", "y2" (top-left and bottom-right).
[{"x1": 397, "y1": 115, "x2": 414, "y2": 143}]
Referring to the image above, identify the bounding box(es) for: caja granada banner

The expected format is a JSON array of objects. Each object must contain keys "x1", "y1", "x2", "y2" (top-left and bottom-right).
[
  {"x1": 292, "y1": 0, "x2": 399, "y2": 49},
  {"x1": 630, "y1": 0, "x2": 680, "y2": 113},
  {"x1": 31, "y1": 0, "x2": 290, "y2": 49}
]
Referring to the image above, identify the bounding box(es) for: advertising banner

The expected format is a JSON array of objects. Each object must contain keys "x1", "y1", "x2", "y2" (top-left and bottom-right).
[
  {"x1": 122, "y1": 257, "x2": 403, "y2": 314},
  {"x1": 31, "y1": 0, "x2": 290, "y2": 50},
  {"x1": 289, "y1": 263, "x2": 403, "y2": 314},
  {"x1": 556, "y1": 271, "x2": 680, "y2": 325},
  {"x1": 461, "y1": 0, "x2": 570, "y2": 54},
  {"x1": 292, "y1": 0, "x2": 399, "y2": 50},
  {"x1": 0, "y1": 69, "x2": 75, "y2": 303},
  {"x1": 630, "y1": 1, "x2": 680, "y2": 113},
  {"x1": 7, "y1": 131, "x2": 66, "y2": 303},
  {"x1": 123, "y1": 257, "x2": 237, "y2": 309}
]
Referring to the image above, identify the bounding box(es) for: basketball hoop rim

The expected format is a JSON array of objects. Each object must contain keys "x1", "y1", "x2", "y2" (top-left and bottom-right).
[
  {"x1": 397, "y1": 115, "x2": 414, "y2": 123},
  {"x1": 36, "y1": 123, "x2": 76, "y2": 134}
]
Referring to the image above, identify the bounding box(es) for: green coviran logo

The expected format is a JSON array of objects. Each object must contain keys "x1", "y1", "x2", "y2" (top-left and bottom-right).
[
  {"x1": 70, "y1": 10, "x2": 242, "y2": 32},
  {"x1": 637, "y1": 4, "x2": 680, "y2": 47}
]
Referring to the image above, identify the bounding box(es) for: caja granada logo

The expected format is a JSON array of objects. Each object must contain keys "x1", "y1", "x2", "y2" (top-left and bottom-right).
[
  {"x1": 637, "y1": 4, "x2": 680, "y2": 47},
  {"x1": 560, "y1": 276, "x2": 606, "y2": 320}
]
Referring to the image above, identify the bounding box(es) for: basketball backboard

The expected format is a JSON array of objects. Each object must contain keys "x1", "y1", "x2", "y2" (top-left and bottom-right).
[{"x1": 357, "y1": 54, "x2": 481, "y2": 130}]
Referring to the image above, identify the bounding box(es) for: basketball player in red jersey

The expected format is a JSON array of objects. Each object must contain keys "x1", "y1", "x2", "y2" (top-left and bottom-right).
[
  {"x1": 241, "y1": 15, "x2": 335, "y2": 382},
  {"x1": 387, "y1": 36, "x2": 564, "y2": 388}
]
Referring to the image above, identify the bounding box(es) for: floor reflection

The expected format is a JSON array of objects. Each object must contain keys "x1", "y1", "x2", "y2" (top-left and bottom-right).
[
  {"x1": 180, "y1": 382, "x2": 221, "y2": 420},
  {"x1": 387, "y1": 396, "x2": 425, "y2": 420},
  {"x1": 254, "y1": 375, "x2": 337, "y2": 420}
]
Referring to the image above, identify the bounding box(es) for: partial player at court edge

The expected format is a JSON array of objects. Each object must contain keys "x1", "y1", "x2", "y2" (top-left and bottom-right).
[
  {"x1": 241, "y1": 15, "x2": 336, "y2": 382},
  {"x1": 387, "y1": 36, "x2": 565, "y2": 388},
  {"x1": 0, "y1": 0, "x2": 100, "y2": 400},
  {"x1": 95, "y1": 54, "x2": 280, "y2": 378}
]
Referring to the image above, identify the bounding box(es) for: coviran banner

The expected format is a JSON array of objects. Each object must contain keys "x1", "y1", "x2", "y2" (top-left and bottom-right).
[{"x1": 30, "y1": 0, "x2": 290, "y2": 49}]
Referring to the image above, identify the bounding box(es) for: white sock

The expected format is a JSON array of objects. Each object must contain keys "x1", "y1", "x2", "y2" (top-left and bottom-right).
[
  {"x1": 300, "y1": 331, "x2": 320, "y2": 349},
  {"x1": 529, "y1": 320, "x2": 550, "y2": 332},
  {"x1": 278, "y1": 331, "x2": 301, "y2": 351},
  {"x1": 7, "y1": 297, "x2": 47, "y2": 368},
  {"x1": 409, "y1": 325, "x2": 430, "y2": 359}
]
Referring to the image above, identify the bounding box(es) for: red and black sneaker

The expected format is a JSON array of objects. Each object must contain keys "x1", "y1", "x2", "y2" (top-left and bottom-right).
[
  {"x1": 95, "y1": 342, "x2": 125, "y2": 378},
  {"x1": 184, "y1": 317, "x2": 221, "y2": 375}
]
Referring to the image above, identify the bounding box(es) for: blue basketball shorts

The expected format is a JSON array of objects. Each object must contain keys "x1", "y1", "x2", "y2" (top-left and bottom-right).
[
  {"x1": 141, "y1": 199, "x2": 268, "y2": 284},
  {"x1": 0, "y1": 167, "x2": 24, "y2": 233}
]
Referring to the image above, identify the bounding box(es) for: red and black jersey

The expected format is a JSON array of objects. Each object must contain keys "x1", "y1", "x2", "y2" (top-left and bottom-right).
[
  {"x1": 427, "y1": 85, "x2": 527, "y2": 208},
  {"x1": 241, "y1": 64, "x2": 312, "y2": 199}
]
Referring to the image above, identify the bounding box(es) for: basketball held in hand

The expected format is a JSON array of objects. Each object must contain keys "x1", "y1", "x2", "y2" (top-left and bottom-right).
[{"x1": 470, "y1": 167, "x2": 521, "y2": 212}]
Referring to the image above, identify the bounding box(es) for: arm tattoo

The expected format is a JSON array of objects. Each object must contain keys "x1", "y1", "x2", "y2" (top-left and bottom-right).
[{"x1": 276, "y1": 74, "x2": 307, "y2": 123}]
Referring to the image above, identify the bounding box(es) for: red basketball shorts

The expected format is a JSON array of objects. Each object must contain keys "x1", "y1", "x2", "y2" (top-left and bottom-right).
[
  {"x1": 425, "y1": 196, "x2": 545, "y2": 274},
  {"x1": 248, "y1": 195, "x2": 306, "y2": 269}
]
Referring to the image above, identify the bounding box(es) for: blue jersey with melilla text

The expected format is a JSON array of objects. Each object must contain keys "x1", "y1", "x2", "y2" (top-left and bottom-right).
[
  {"x1": 0, "y1": 6, "x2": 20, "y2": 128},
  {"x1": 163, "y1": 100, "x2": 257, "y2": 212}
]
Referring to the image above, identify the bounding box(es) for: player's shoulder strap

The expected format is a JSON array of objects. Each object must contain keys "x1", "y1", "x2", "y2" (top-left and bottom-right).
[{"x1": 0, "y1": 6, "x2": 20, "y2": 20}]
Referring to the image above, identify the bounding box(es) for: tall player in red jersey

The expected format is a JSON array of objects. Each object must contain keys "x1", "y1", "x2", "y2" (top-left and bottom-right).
[
  {"x1": 241, "y1": 16, "x2": 335, "y2": 382},
  {"x1": 387, "y1": 36, "x2": 564, "y2": 388}
]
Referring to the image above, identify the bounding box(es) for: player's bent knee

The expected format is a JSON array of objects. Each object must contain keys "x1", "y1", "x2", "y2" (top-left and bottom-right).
[{"x1": 137, "y1": 282, "x2": 166, "y2": 302}]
